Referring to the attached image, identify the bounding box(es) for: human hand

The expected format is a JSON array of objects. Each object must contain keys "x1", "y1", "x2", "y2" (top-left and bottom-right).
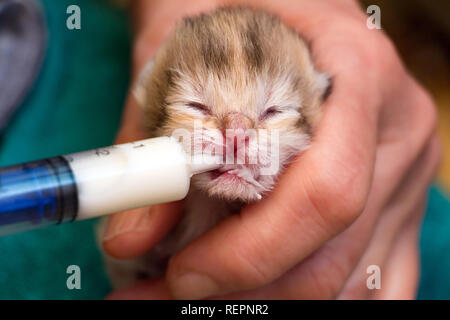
[{"x1": 103, "y1": 0, "x2": 441, "y2": 299}]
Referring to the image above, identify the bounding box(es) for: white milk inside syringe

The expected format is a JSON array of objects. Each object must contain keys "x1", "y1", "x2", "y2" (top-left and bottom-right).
[{"x1": 66, "y1": 136, "x2": 220, "y2": 220}]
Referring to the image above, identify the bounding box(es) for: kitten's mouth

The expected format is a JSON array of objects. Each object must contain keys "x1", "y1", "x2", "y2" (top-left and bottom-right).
[{"x1": 210, "y1": 166, "x2": 263, "y2": 198}]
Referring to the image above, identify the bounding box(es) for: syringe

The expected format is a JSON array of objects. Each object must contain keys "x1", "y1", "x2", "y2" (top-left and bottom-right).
[{"x1": 0, "y1": 136, "x2": 221, "y2": 236}]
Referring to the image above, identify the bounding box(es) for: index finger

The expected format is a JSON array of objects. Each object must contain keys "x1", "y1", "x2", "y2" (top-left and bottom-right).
[{"x1": 103, "y1": 201, "x2": 184, "y2": 259}]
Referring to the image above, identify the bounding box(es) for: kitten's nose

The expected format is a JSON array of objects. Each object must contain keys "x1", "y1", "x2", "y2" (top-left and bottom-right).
[
  {"x1": 222, "y1": 112, "x2": 253, "y2": 131},
  {"x1": 222, "y1": 112, "x2": 253, "y2": 162}
]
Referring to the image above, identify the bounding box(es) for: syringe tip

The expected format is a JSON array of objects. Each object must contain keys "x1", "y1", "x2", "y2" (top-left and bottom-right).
[{"x1": 189, "y1": 154, "x2": 223, "y2": 175}]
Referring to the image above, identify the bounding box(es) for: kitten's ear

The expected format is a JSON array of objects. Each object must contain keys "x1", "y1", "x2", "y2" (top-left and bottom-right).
[
  {"x1": 133, "y1": 59, "x2": 154, "y2": 107},
  {"x1": 314, "y1": 71, "x2": 332, "y2": 101}
]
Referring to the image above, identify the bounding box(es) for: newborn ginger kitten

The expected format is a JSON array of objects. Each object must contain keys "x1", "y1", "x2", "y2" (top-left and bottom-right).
[{"x1": 101, "y1": 7, "x2": 330, "y2": 288}]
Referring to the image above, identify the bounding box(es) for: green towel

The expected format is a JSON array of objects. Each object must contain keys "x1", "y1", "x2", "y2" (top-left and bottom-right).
[
  {"x1": 0, "y1": 0, "x2": 448, "y2": 300},
  {"x1": 0, "y1": 0, "x2": 130, "y2": 299}
]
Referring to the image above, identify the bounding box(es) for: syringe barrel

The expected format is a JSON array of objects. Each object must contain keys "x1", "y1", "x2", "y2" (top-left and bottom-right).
[
  {"x1": 0, "y1": 156, "x2": 78, "y2": 236},
  {"x1": 67, "y1": 136, "x2": 191, "y2": 220}
]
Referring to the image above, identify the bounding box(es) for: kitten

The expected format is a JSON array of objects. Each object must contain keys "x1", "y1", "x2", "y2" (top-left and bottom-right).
[{"x1": 102, "y1": 7, "x2": 330, "y2": 288}]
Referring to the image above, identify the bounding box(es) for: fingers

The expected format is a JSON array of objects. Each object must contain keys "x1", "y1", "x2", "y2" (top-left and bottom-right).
[
  {"x1": 337, "y1": 135, "x2": 440, "y2": 298},
  {"x1": 337, "y1": 202, "x2": 423, "y2": 299},
  {"x1": 219, "y1": 135, "x2": 440, "y2": 300},
  {"x1": 164, "y1": 77, "x2": 440, "y2": 299},
  {"x1": 373, "y1": 221, "x2": 420, "y2": 300},
  {"x1": 103, "y1": 201, "x2": 184, "y2": 259},
  {"x1": 163, "y1": 70, "x2": 379, "y2": 299}
]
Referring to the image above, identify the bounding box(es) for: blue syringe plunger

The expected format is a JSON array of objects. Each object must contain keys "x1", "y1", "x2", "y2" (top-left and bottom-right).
[{"x1": 0, "y1": 156, "x2": 78, "y2": 236}]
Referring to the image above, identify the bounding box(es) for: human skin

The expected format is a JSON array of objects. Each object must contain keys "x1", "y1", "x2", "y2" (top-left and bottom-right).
[{"x1": 103, "y1": 0, "x2": 441, "y2": 299}]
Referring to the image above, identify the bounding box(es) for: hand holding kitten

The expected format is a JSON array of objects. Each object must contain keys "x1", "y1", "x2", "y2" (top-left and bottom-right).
[{"x1": 104, "y1": 0, "x2": 440, "y2": 299}]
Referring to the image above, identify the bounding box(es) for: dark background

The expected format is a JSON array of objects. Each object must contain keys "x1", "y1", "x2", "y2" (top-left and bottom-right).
[{"x1": 360, "y1": 0, "x2": 450, "y2": 193}]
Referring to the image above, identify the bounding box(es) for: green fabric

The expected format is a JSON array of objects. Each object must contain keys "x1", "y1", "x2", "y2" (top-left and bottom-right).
[
  {"x1": 418, "y1": 186, "x2": 450, "y2": 299},
  {"x1": 0, "y1": 0, "x2": 449, "y2": 300},
  {"x1": 0, "y1": 0, "x2": 130, "y2": 299}
]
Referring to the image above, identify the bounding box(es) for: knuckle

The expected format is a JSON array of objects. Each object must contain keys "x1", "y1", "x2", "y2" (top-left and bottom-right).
[
  {"x1": 328, "y1": 185, "x2": 366, "y2": 227},
  {"x1": 306, "y1": 172, "x2": 367, "y2": 230},
  {"x1": 416, "y1": 89, "x2": 438, "y2": 131},
  {"x1": 407, "y1": 86, "x2": 439, "y2": 151}
]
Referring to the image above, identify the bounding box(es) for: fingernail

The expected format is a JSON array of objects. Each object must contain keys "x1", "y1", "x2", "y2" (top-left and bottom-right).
[
  {"x1": 103, "y1": 208, "x2": 152, "y2": 241},
  {"x1": 171, "y1": 272, "x2": 220, "y2": 300}
]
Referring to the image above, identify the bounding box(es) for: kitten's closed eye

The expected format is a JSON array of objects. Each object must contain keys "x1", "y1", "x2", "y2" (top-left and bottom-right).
[
  {"x1": 187, "y1": 102, "x2": 211, "y2": 115},
  {"x1": 260, "y1": 106, "x2": 282, "y2": 120}
]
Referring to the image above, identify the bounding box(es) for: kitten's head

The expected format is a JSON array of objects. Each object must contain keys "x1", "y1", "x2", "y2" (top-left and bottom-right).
[{"x1": 136, "y1": 7, "x2": 330, "y2": 202}]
